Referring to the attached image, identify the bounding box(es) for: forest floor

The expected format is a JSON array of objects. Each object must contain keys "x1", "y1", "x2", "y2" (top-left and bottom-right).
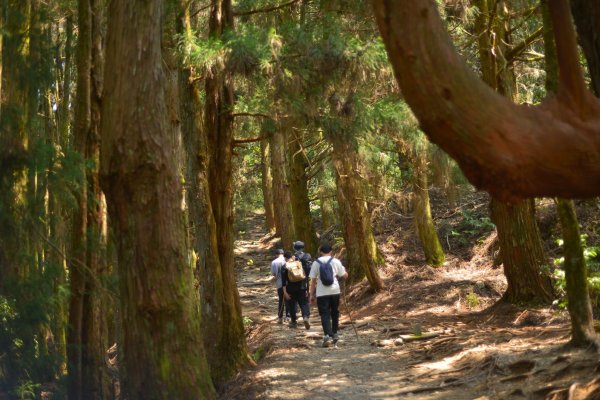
[{"x1": 220, "y1": 191, "x2": 600, "y2": 400}]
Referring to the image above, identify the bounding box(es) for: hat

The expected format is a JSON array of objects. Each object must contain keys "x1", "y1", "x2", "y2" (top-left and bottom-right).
[{"x1": 293, "y1": 241, "x2": 305, "y2": 250}]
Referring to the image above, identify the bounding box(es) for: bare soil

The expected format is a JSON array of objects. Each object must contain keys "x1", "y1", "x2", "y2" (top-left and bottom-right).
[{"x1": 221, "y1": 192, "x2": 600, "y2": 400}]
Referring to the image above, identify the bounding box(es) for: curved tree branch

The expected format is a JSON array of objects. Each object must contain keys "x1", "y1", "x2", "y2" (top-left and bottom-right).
[{"x1": 371, "y1": 0, "x2": 600, "y2": 200}]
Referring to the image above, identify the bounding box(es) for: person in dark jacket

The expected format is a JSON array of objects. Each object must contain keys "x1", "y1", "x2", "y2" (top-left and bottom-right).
[
  {"x1": 282, "y1": 251, "x2": 311, "y2": 329},
  {"x1": 293, "y1": 241, "x2": 312, "y2": 318}
]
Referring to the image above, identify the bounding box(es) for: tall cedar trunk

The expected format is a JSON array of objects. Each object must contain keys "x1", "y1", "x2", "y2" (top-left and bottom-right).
[
  {"x1": 431, "y1": 147, "x2": 458, "y2": 208},
  {"x1": 410, "y1": 142, "x2": 445, "y2": 266},
  {"x1": 491, "y1": 199, "x2": 554, "y2": 303},
  {"x1": 288, "y1": 129, "x2": 319, "y2": 254},
  {"x1": 543, "y1": 0, "x2": 598, "y2": 347},
  {"x1": 371, "y1": 0, "x2": 600, "y2": 200},
  {"x1": 100, "y1": 0, "x2": 214, "y2": 397},
  {"x1": 319, "y1": 181, "x2": 336, "y2": 232},
  {"x1": 570, "y1": 1, "x2": 600, "y2": 96},
  {"x1": 475, "y1": 0, "x2": 553, "y2": 305},
  {"x1": 329, "y1": 133, "x2": 384, "y2": 290},
  {"x1": 178, "y1": 1, "x2": 224, "y2": 386},
  {"x1": 555, "y1": 199, "x2": 598, "y2": 347},
  {"x1": 58, "y1": 15, "x2": 73, "y2": 144},
  {"x1": 270, "y1": 128, "x2": 295, "y2": 250},
  {"x1": 260, "y1": 135, "x2": 276, "y2": 233},
  {"x1": 67, "y1": 0, "x2": 91, "y2": 396},
  {"x1": 81, "y1": 0, "x2": 110, "y2": 397},
  {"x1": 204, "y1": 0, "x2": 247, "y2": 383}
]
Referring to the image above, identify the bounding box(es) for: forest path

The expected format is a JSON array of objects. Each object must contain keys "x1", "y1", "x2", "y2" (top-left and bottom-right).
[{"x1": 226, "y1": 214, "x2": 600, "y2": 400}]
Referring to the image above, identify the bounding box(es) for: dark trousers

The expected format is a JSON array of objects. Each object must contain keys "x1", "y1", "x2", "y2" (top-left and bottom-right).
[
  {"x1": 277, "y1": 287, "x2": 289, "y2": 319},
  {"x1": 317, "y1": 294, "x2": 340, "y2": 337},
  {"x1": 286, "y1": 289, "x2": 310, "y2": 323}
]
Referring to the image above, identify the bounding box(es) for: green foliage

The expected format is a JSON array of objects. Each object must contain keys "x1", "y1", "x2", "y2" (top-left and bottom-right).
[
  {"x1": 465, "y1": 292, "x2": 480, "y2": 308},
  {"x1": 552, "y1": 234, "x2": 600, "y2": 310}
]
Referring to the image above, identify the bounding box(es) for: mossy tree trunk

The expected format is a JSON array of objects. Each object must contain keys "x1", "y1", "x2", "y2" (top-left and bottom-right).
[
  {"x1": 100, "y1": 0, "x2": 214, "y2": 397},
  {"x1": 431, "y1": 146, "x2": 458, "y2": 208},
  {"x1": 408, "y1": 142, "x2": 445, "y2": 266},
  {"x1": 288, "y1": 129, "x2": 319, "y2": 254},
  {"x1": 203, "y1": 0, "x2": 248, "y2": 383},
  {"x1": 475, "y1": 0, "x2": 553, "y2": 305},
  {"x1": 491, "y1": 199, "x2": 554, "y2": 304},
  {"x1": 328, "y1": 127, "x2": 384, "y2": 291},
  {"x1": 260, "y1": 135, "x2": 276, "y2": 233},
  {"x1": 270, "y1": 127, "x2": 295, "y2": 250},
  {"x1": 543, "y1": 0, "x2": 598, "y2": 348}
]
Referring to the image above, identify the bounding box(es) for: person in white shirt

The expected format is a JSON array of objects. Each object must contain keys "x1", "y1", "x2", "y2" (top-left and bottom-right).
[{"x1": 309, "y1": 243, "x2": 348, "y2": 347}]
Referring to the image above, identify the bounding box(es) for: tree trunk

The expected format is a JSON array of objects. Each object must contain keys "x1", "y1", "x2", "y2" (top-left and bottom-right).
[
  {"x1": 371, "y1": 0, "x2": 600, "y2": 200},
  {"x1": 288, "y1": 129, "x2": 319, "y2": 254},
  {"x1": 474, "y1": 0, "x2": 553, "y2": 305},
  {"x1": 270, "y1": 127, "x2": 295, "y2": 250},
  {"x1": 329, "y1": 132, "x2": 384, "y2": 291},
  {"x1": 319, "y1": 180, "x2": 336, "y2": 232},
  {"x1": 555, "y1": 199, "x2": 599, "y2": 347},
  {"x1": 543, "y1": 0, "x2": 598, "y2": 348},
  {"x1": 58, "y1": 15, "x2": 73, "y2": 144},
  {"x1": 100, "y1": 0, "x2": 214, "y2": 397},
  {"x1": 67, "y1": 0, "x2": 92, "y2": 396},
  {"x1": 491, "y1": 199, "x2": 554, "y2": 304},
  {"x1": 431, "y1": 146, "x2": 458, "y2": 208},
  {"x1": 570, "y1": 0, "x2": 600, "y2": 96},
  {"x1": 203, "y1": 0, "x2": 248, "y2": 383},
  {"x1": 411, "y1": 142, "x2": 445, "y2": 266},
  {"x1": 260, "y1": 135, "x2": 276, "y2": 233},
  {"x1": 81, "y1": 0, "x2": 111, "y2": 397}
]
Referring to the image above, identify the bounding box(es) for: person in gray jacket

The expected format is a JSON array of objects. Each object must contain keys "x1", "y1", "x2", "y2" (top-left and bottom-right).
[{"x1": 270, "y1": 248, "x2": 289, "y2": 323}]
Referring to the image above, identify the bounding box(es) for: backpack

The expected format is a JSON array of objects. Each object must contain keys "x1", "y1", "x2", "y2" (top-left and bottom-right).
[
  {"x1": 295, "y1": 251, "x2": 312, "y2": 273},
  {"x1": 316, "y1": 257, "x2": 335, "y2": 286},
  {"x1": 286, "y1": 261, "x2": 306, "y2": 282}
]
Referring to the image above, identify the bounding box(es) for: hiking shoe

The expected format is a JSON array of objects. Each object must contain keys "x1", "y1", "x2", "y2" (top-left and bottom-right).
[
  {"x1": 322, "y1": 336, "x2": 333, "y2": 348},
  {"x1": 304, "y1": 320, "x2": 310, "y2": 330},
  {"x1": 288, "y1": 321, "x2": 298, "y2": 328},
  {"x1": 277, "y1": 318, "x2": 283, "y2": 324},
  {"x1": 332, "y1": 333, "x2": 339, "y2": 343}
]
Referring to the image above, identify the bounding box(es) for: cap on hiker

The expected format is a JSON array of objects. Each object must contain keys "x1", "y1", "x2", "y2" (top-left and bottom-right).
[
  {"x1": 319, "y1": 243, "x2": 332, "y2": 254},
  {"x1": 275, "y1": 248, "x2": 284, "y2": 255},
  {"x1": 293, "y1": 241, "x2": 304, "y2": 250}
]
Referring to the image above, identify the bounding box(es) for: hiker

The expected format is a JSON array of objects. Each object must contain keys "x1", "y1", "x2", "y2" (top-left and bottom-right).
[
  {"x1": 309, "y1": 243, "x2": 348, "y2": 347},
  {"x1": 270, "y1": 248, "x2": 289, "y2": 324},
  {"x1": 293, "y1": 241, "x2": 312, "y2": 317},
  {"x1": 282, "y1": 251, "x2": 311, "y2": 330}
]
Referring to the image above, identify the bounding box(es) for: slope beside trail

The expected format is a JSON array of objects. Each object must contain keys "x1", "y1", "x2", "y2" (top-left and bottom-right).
[{"x1": 222, "y1": 214, "x2": 600, "y2": 400}]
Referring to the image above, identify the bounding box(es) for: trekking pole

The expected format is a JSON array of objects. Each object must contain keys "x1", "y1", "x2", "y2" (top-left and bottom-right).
[{"x1": 342, "y1": 281, "x2": 360, "y2": 342}]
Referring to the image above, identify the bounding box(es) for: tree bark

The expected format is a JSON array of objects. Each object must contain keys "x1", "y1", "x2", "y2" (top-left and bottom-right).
[
  {"x1": 431, "y1": 146, "x2": 458, "y2": 208},
  {"x1": 410, "y1": 142, "x2": 445, "y2": 266},
  {"x1": 555, "y1": 199, "x2": 599, "y2": 347},
  {"x1": 543, "y1": 0, "x2": 598, "y2": 348},
  {"x1": 260, "y1": 135, "x2": 276, "y2": 233},
  {"x1": 288, "y1": 129, "x2": 319, "y2": 254},
  {"x1": 472, "y1": 0, "x2": 553, "y2": 305},
  {"x1": 371, "y1": 0, "x2": 600, "y2": 200},
  {"x1": 270, "y1": 127, "x2": 295, "y2": 250},
  {"x1": 570, "y1": 0, "x2": 600, "y2": 96},
  {"x1": 329, "y1": 131, "x2": 384, "y2": 290},
  {"x1": 491, "y1": 199, "x2": 554, "y2": 304},
  {"x1": 203, "y1": 0, "x2": 248, "y2": 383},
  {"x1": 100, "y1": 0, "x2": 214, "y2": 397}
]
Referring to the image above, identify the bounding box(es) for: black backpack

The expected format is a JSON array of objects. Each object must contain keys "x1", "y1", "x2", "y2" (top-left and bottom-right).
[{"x1": 316, "y1": 257, "x2": 335, "y2": 286}]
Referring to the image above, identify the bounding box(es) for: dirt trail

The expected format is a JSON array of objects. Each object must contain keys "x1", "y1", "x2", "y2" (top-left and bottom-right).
[{"x1": 225, "y1": 215, "x2": 600, "y2": 400}]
